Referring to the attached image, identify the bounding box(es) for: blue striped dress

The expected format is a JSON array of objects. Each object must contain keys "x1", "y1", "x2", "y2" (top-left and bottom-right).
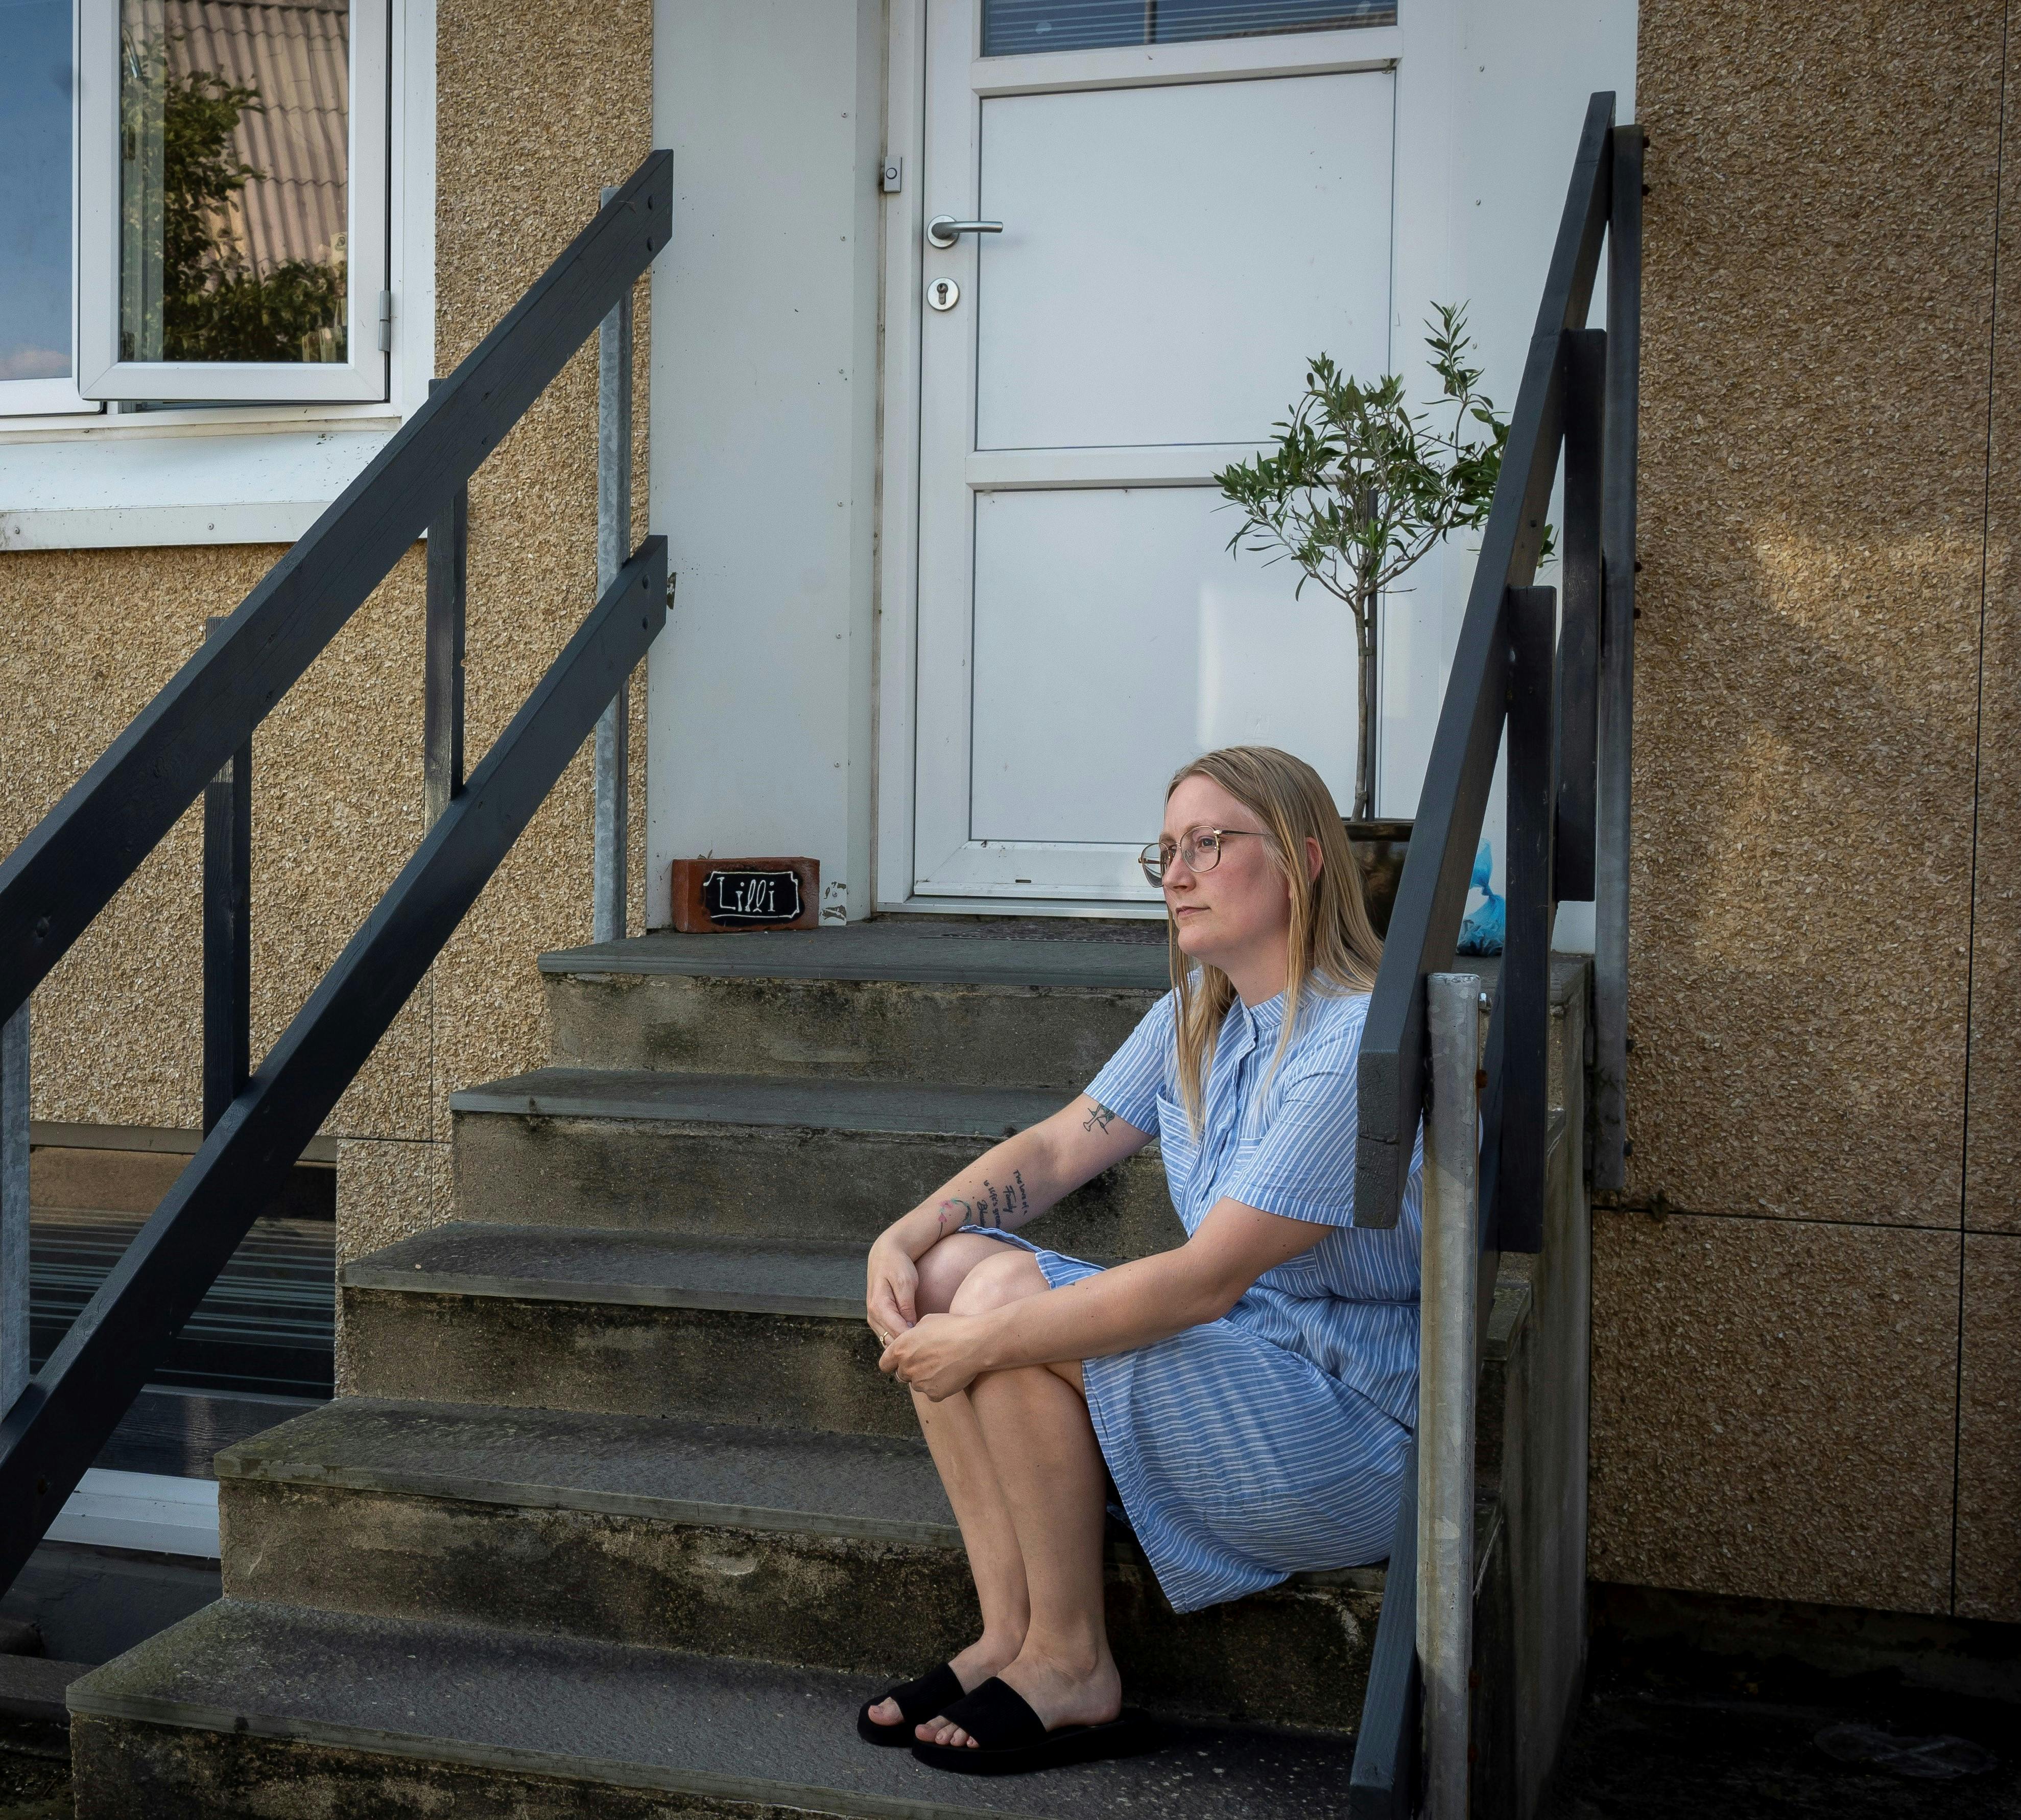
[{"x1": 976, "y1": 982, "x2": 1423, "y2": 1614}]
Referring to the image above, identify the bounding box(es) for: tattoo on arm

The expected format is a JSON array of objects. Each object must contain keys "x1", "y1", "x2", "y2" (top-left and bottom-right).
[
  {"x1": 1012, "y1": 1170, "x2": 1030, "y2": 1222},
  {"x1": 936, "y1": 1197, "x2": 972, "y2": 1237},
  {"x1": 980, "y1": 1180, "x2": 1004, "y2": 1229},
  {"x1": 1082, "y1": 1100, "x2": 1119, "y2": 1137}
]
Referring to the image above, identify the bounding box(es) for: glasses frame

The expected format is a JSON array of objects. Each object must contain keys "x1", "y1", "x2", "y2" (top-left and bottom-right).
[{"x1": 1138, "y1": 827, "x2": 1266, "y2": 888}]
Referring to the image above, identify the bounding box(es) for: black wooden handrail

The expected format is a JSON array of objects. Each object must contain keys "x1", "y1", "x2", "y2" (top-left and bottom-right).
[
  {"x1": 1347, "y1": 93, "x2": 1642, "y2": 1815},
  {"x1": 0, "y1": 153, "x2": 670, "y2": 1029},
  {"x1": 0, "y1": 155, "x2": 673, "y2": 1594},
  {"x1": 1354, "y1": 92, "x2": 1620, "y2": 1241}
]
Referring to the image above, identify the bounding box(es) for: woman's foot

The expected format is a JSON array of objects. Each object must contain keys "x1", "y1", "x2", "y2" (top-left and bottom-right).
[
  {"x1": 915, "y1": 1643, "x2": 1122, "y2": 1748},
  {"x1": 862, "y1": 1634, "x2": 1018, "y2": 1736}
]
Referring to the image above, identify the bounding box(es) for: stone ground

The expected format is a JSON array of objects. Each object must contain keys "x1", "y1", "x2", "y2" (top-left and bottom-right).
[
  {"x1": 1540, "y1": 1630, "x2": 2018, "y2": 1818},
  {"x1": 0, "y1": 1637, "x2": 2011, "y2": 1818},
  {"x1": 0, "y1": 1748, "x2": 64, "y2": 1820}
]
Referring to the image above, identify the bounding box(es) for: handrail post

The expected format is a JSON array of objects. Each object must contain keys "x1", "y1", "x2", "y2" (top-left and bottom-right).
[
  {"x1": 424, "y1": 434, "x2": 468, "y2": 830},
  {"x1": 1419, "y1": 971, "x2": 1484, "y2": 1820},
  {"x1": 1349, "y1": 1430, "x2": 1421, "y2": 1818},
  {"x1": 592, "y1": 184, "x2": 634, "y2": 947},
  {"x1": 1556, "y1": 330, "x2": 1606, "y2": 901},
  {"x1": 0, "y1": 1004, "x2": 27, "y2": 1416},
  {"x1": 1501, "y1": 585, "x2": 1558, "y2": 1251},
  {"x1": 202, "y1": 618, "x2": 252, "y2": 1134},
  {"x1": 1595, "y1": 122, "x2": 1644, "y2": 1193}
]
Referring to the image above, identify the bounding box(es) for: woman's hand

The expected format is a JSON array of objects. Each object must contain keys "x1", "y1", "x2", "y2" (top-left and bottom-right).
[
  {"x1": 879, "y1": 1312, "x2": 989, "y2": 1403},
  {"x1": 865, "y1": 1237, "x2": 920, "y2": 1350}
]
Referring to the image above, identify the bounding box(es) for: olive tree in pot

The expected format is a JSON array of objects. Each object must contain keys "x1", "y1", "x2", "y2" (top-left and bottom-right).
[{"x1": 1216, "y1": 306, "x2": 1532, "y2": 930}]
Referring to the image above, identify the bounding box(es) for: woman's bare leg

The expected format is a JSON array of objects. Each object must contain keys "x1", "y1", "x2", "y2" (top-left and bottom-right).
[
  {"x1": 863, "y1": 1235, "x2": 1029, "y2": 1732},
  {"x1": 917, "y1": 1251, "x2": 1120, "y2": 1747}
]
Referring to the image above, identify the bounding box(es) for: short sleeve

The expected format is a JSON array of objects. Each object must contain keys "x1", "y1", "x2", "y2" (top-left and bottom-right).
[
  {"x1": 1082, "y1": 991, "x2": 1176, "y2": 1135},
  {"x1": 1218, "y1": 1063, "x2": 1360, "y2": 1227}
]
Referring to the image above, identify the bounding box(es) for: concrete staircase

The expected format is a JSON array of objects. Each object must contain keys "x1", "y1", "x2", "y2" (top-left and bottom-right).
[{"x1": 63, "y1": 922, "x2": 1584, "y2": 1818}]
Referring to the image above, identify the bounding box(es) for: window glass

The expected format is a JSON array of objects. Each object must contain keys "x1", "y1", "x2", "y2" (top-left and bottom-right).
[
  {"x1": 118, "y1": 0, "x2": 349, "y2": 365},
  {"x1": 0, "y1": 0, "x2": 75, "y2": 384},
  {"x1": 982, "y1": 0, "x2": 1394, "y2": 56}
]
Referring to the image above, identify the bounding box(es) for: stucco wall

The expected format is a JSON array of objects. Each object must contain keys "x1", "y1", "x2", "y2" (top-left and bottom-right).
[
  {"x1": 0, "y1": 0, "x2": 652, "y2": 1303},
  {"x1": 1600, "y1": 0, "x2": 2017, "y2": 1620}
]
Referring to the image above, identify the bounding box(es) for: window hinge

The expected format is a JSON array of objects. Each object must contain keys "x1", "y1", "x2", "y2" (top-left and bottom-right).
[{"x1": 377, "y1": 291, "x2": 394, "y2": 353}]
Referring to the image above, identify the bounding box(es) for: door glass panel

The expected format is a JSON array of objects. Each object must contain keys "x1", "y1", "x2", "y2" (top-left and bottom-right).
[
  {"x1": 982, "y1": 0, "x2": 1394, "y2": 57},
  {"x1": 975, "y1": 72, "x2": 1392, "y2": 449},
  {"x1": 0, "y1": 0, "x2": 74, "y2": 382},
  {"x1": 969, "y1": 487, "x2": 1359, "y2": 846},
  {"x1": 118, "y1": 0, "x2": 349, "y2": 364}
]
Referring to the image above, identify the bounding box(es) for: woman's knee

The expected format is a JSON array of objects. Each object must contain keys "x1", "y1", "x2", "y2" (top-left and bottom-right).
[
  {"x1": 948, "y1": 1247, "x2": 1048, "y2": 1318},
  {"x1": 914, "y1": 1233, "x2": 1010, "y2": 1315}
]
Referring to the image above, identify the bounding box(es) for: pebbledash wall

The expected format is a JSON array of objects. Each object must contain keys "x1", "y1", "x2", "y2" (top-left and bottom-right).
[
  {"x1": 0, "y1": 0, "x2": 653, "y2": 1310},
  {"x1": 0, "y1": 0, "x2": 2016, "y2": 1633},
  {"x1": 1607, "y1": 0, "x2": 2020, "y2": 1623}
]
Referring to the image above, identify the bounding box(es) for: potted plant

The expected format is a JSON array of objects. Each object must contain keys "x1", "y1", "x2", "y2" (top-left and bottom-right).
[{"x1": 1216, "y1": 307, "x2": 1535, "y2": 937}]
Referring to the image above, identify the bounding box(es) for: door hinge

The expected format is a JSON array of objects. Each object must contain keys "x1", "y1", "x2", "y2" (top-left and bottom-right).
[
  {"x1": 377, "y1": 291, "x2": 394, "y2": 353},
  {"x1": 881, "y1": 154, "x2": 902, "y2": 194}
]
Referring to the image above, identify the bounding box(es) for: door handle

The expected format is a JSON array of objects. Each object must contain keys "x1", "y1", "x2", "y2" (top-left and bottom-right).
[{"x1": 927, "y1": 216, "x2": 1003, "y2": 248}]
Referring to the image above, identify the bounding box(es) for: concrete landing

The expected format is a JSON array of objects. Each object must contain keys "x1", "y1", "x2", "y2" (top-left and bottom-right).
[{"x1": 70, "y1": 1600, "x2": 1361, "y2": 1820}]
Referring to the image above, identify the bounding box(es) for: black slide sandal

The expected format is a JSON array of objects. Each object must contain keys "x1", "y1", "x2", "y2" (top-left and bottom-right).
[
  {"x1": 856, "y1": 1663, "x2": 965, "y2": 1746},
  {"x1": 910, "y1": 1676, "x2": 1159, "y2": 1776}
]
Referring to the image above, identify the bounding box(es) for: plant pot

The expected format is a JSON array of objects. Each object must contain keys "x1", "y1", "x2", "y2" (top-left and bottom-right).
[{"x1": 1344, "y1": 818, "x2": 1413, "y2": 940}]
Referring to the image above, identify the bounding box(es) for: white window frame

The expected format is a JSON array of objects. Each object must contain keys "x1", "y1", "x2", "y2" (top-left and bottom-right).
[
  {"x1": 0, "y1": 0, "x2": 432, "y2": 553},
  {"x1": 75, "y1": 0, "x2": 391, "y2": 403}
]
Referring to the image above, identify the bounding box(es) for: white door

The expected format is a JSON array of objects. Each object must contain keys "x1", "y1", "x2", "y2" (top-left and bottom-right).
[{"x1": 910, "y1": 2, "x2": 1400, "y2": 904}]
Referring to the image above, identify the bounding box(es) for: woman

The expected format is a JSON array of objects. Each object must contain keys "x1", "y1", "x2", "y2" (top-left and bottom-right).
[{"x1": 860, "y1": 745, "x2": 1423, "y2": 1776}]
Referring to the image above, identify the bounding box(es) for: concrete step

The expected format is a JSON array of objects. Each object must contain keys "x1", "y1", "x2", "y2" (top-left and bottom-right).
[
  {"x1": 217, "y1": 1398, "x2": 1384, "y2": 1733},
  {"x1": 540, "y1": 922, "x2": 1169, "y2": 1092},
  {"x1": 69, "y1": 1599, "x2": 1362, "y2": 1820},
  {"x1": 0, "y1": 1652, "x2": 88, "y2": 1756},
  {"x1": 343, "y1": 1223, "x2": 954, "y2": 1436},
  {"x1": 449, "y1": 1068, "x2": 1182, "y2": 1259}
]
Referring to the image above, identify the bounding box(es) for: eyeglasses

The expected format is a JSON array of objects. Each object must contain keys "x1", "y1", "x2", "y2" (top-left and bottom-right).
[{"x1": 1138, "y1": 828, "x2": 1265, "y2": 887}]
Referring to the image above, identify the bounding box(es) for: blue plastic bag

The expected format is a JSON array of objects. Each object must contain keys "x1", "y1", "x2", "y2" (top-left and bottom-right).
[{"x1": 1456, "y1": 839, "x2": 1503, "y2": 956}]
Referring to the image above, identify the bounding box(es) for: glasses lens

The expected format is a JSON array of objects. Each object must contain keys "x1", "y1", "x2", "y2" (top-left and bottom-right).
[
  {"x1": 1138, "y1": 843, "x2": 1166, "y2": 886},
  {"x1": 1189, "y1": 831, "x2": 1222, "y2": 872}
]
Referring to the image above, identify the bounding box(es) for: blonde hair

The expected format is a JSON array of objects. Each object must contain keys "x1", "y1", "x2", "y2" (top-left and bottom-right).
[{"x1": 1164, "y1": 746, "x2": 1384, "y2": 1131}]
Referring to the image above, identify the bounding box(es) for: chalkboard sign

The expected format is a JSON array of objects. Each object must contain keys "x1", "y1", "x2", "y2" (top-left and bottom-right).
[
  {"x1": 702, "y1": 868, "x2": 801, "y2": 925},
  {"x1": 668, "y1": 856, "x2": 821, "y2": 932}
]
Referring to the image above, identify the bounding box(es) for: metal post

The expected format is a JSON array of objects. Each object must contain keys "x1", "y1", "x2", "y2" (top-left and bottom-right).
[
  {"x1": 1556, "y1": 329, "x2": 1605, "y2": 901},
  {"x1": 1501, "y1": 584, "x2": 1558, "y2": 1252},
  {"x1": 592, "y1": 183, "x2": 633, "y2": 947},
  {"x1": 424, "y1": 380, "x2": 468, "y2": 830},
  {"x1": 0, "y1": 1005, "x2": 27, "y2": 1415},
  {"x1": 1418, "y1": 971, "x2": 1483, "y2": 1820},
  {"x1": 203, "y1": 617, "x2": 252, "y2": 1134},
  {"x1": 1594, "y1": 122, "x2": 1644, "y2": 1193}
]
